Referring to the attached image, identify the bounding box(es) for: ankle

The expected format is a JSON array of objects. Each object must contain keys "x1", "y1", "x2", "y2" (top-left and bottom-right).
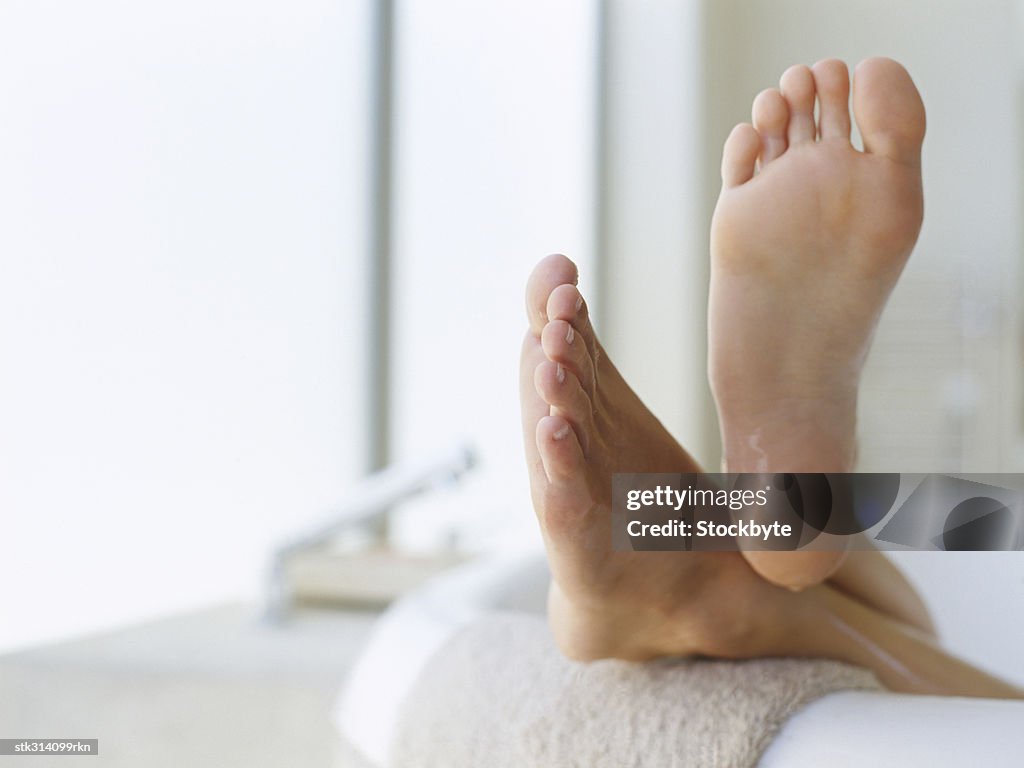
[
  {"x1": 547, "y1": 584, "x2": 682, "y2": 662},
  {"x1": 718, "y1": 397, "x2": 858, "y2": 472}
]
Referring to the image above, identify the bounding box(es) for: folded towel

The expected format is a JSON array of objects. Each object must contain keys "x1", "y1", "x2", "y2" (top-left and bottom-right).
[{"x1": 391, "y1": 613, "x2": 880, "y2": 768}]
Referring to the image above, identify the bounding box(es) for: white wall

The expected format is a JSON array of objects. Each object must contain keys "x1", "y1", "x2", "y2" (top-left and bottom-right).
[
  {"x1": 599, "y1": 0, "x2": 714, "y2": 459},
  {"x1": 0, "y1": 0, "x2": 370, "y2": 652}
]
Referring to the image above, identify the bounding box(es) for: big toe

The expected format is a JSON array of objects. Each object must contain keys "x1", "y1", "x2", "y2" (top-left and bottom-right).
[
  {"x1": 535, "y1": 414, "x2": 591, "y2": 533},
  {"x1": 853, "y1": 57, "x2": 926, "y2": 167},
  {"x1": 526, "y1": 254, "x2": 579, "y2": 336}
]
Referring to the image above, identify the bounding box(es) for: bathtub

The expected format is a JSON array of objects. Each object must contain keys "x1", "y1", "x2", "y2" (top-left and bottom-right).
[{"x1": 337, "y1": 551, "x2": 1024, "y2": 766}]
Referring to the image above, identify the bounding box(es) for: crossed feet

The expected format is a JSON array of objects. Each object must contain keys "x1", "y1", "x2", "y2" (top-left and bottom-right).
[{"x1": 519, "y1": 59, "x2": 944, "y2": 681}]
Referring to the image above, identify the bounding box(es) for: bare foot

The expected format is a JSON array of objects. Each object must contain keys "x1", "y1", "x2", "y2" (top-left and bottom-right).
[
  {"x1": 518, "y1": 255, "x2": 1023, "y2": 699},
  {"x1": 519, "y1": 254, "x2": 802, "y2": 661},
  {"x1": 709, "y1": 58, "x2": 926, "y2": 588}
]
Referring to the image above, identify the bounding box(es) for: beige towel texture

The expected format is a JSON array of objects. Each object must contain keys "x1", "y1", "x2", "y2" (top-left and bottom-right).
[{"x1": 391, "y1": 613, "x2": 881, "y2": 768}]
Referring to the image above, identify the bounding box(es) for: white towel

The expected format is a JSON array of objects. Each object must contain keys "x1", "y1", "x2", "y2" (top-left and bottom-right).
[{"x1": 390, "y1": 613, "x2": 880, "y2": 768}]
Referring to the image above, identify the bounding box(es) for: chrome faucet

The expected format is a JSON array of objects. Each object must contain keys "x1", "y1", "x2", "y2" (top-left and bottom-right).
[{"x1": 263, "y1": 443, "x2": 476, "y2": 623}]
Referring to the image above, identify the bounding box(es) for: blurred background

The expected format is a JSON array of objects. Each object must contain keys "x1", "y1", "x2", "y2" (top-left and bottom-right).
[{"x1": 2, "y1": 0, "x2": 1023, "y2": 750}]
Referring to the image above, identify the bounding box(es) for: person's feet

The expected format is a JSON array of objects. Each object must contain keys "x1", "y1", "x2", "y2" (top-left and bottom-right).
[
  {"x1": 709, "y1": 58, "x2": 926, "y2": 588},
  {"x1": 520, "y1": 254, "x2": 803, "y2": 661},
  {"x1": 517, "y1": 260, "x2": 1023, "y2": 698}
]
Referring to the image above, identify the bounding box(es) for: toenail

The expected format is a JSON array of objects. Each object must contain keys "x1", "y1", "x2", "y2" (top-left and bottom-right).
[
  {"x1": 565, "y1": 325, "x2": 575, "y2": 345},
  {"x1": 553, "y1": 423, "x2": 571, "y2": 440},
  {"x1": 556, "y1": 363, "x2": 566, "y2": 384}
]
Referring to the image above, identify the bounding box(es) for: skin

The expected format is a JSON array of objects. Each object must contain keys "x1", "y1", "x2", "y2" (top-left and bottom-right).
[
  {"x1": 710, "y1": 57, "x2": 926, "y2": 590},
  {"x1": 518, "y1": 58, "x2": 1024, "y2": 698}
]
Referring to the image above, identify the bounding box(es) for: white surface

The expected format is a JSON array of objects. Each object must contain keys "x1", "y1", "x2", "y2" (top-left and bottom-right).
[
  {"x1": 759, "y1": 690, "x2": 1024, "y2": 767},
  {"x1": 888, "y1": 552, "x2": 1024, "y2": 686},
  {"x1": 340, "y1": 552, "x2": 1024, "y2": 766},
  {"x1": 337, "y1": 552, "x2": 548, "y2": 766}
]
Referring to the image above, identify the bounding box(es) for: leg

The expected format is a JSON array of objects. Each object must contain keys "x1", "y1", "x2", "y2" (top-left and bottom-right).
[
  {"x1": 710, "y1": 58, "x2": 926, "y2": 589},
  {"x1": 798, "y1": 584, "x2": 1022, "y2": 698},
  {"x1": 828, "y1": 541, "x2": 935, "y2": 636}
]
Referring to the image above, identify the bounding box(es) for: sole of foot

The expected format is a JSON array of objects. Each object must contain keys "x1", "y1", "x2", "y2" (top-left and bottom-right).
[{"x1": 709, "y1": 58, "x2": 926, "y2": 589}]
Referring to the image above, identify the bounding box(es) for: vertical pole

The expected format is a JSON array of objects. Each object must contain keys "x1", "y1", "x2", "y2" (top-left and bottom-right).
[
  {"x1": 368, "y1": 0, "x2": 395, "y2": 477},
  {"x1": 592, "y1": 0, "x2": 611, "y2": 333},
  {"x1": 365, "y1": 0, "x2": 396, "y2": 542}
]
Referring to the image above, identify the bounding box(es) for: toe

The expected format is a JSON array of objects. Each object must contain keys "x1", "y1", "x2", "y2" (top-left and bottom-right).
[
  {"x1": 751, "y1": 88, "x2": 789, "y2": 165},
  {"x1": 542, "y1": 318, "x2": 595, "y2": 395},
  {"x1": 546, "y1": 283, "x2": 599, "y2": 364},
  {"x1": 520, "y1": 333, "x2": 552, "y2": 488},
  {"x1": 536, "y1": 414, "x2": 587, "y2": 489},
  {"x1": 779, "y1": 64, "x2": 816, "y2": 144},
  {"x1": 534, "y1": 360, "x2": 593, "y2": 454},
  {"x1": 721, "y1": 123, "x2": 760, "y2": 188},
  {"x1": 852, "y1": 57, "x2": 926, "y2": 167},
  {"x1": 525, "y1": 254, "x2": 578, "y2": 336},
  {"x1": 812, "y1": 59, "x2": 851, "y2": 141}
]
